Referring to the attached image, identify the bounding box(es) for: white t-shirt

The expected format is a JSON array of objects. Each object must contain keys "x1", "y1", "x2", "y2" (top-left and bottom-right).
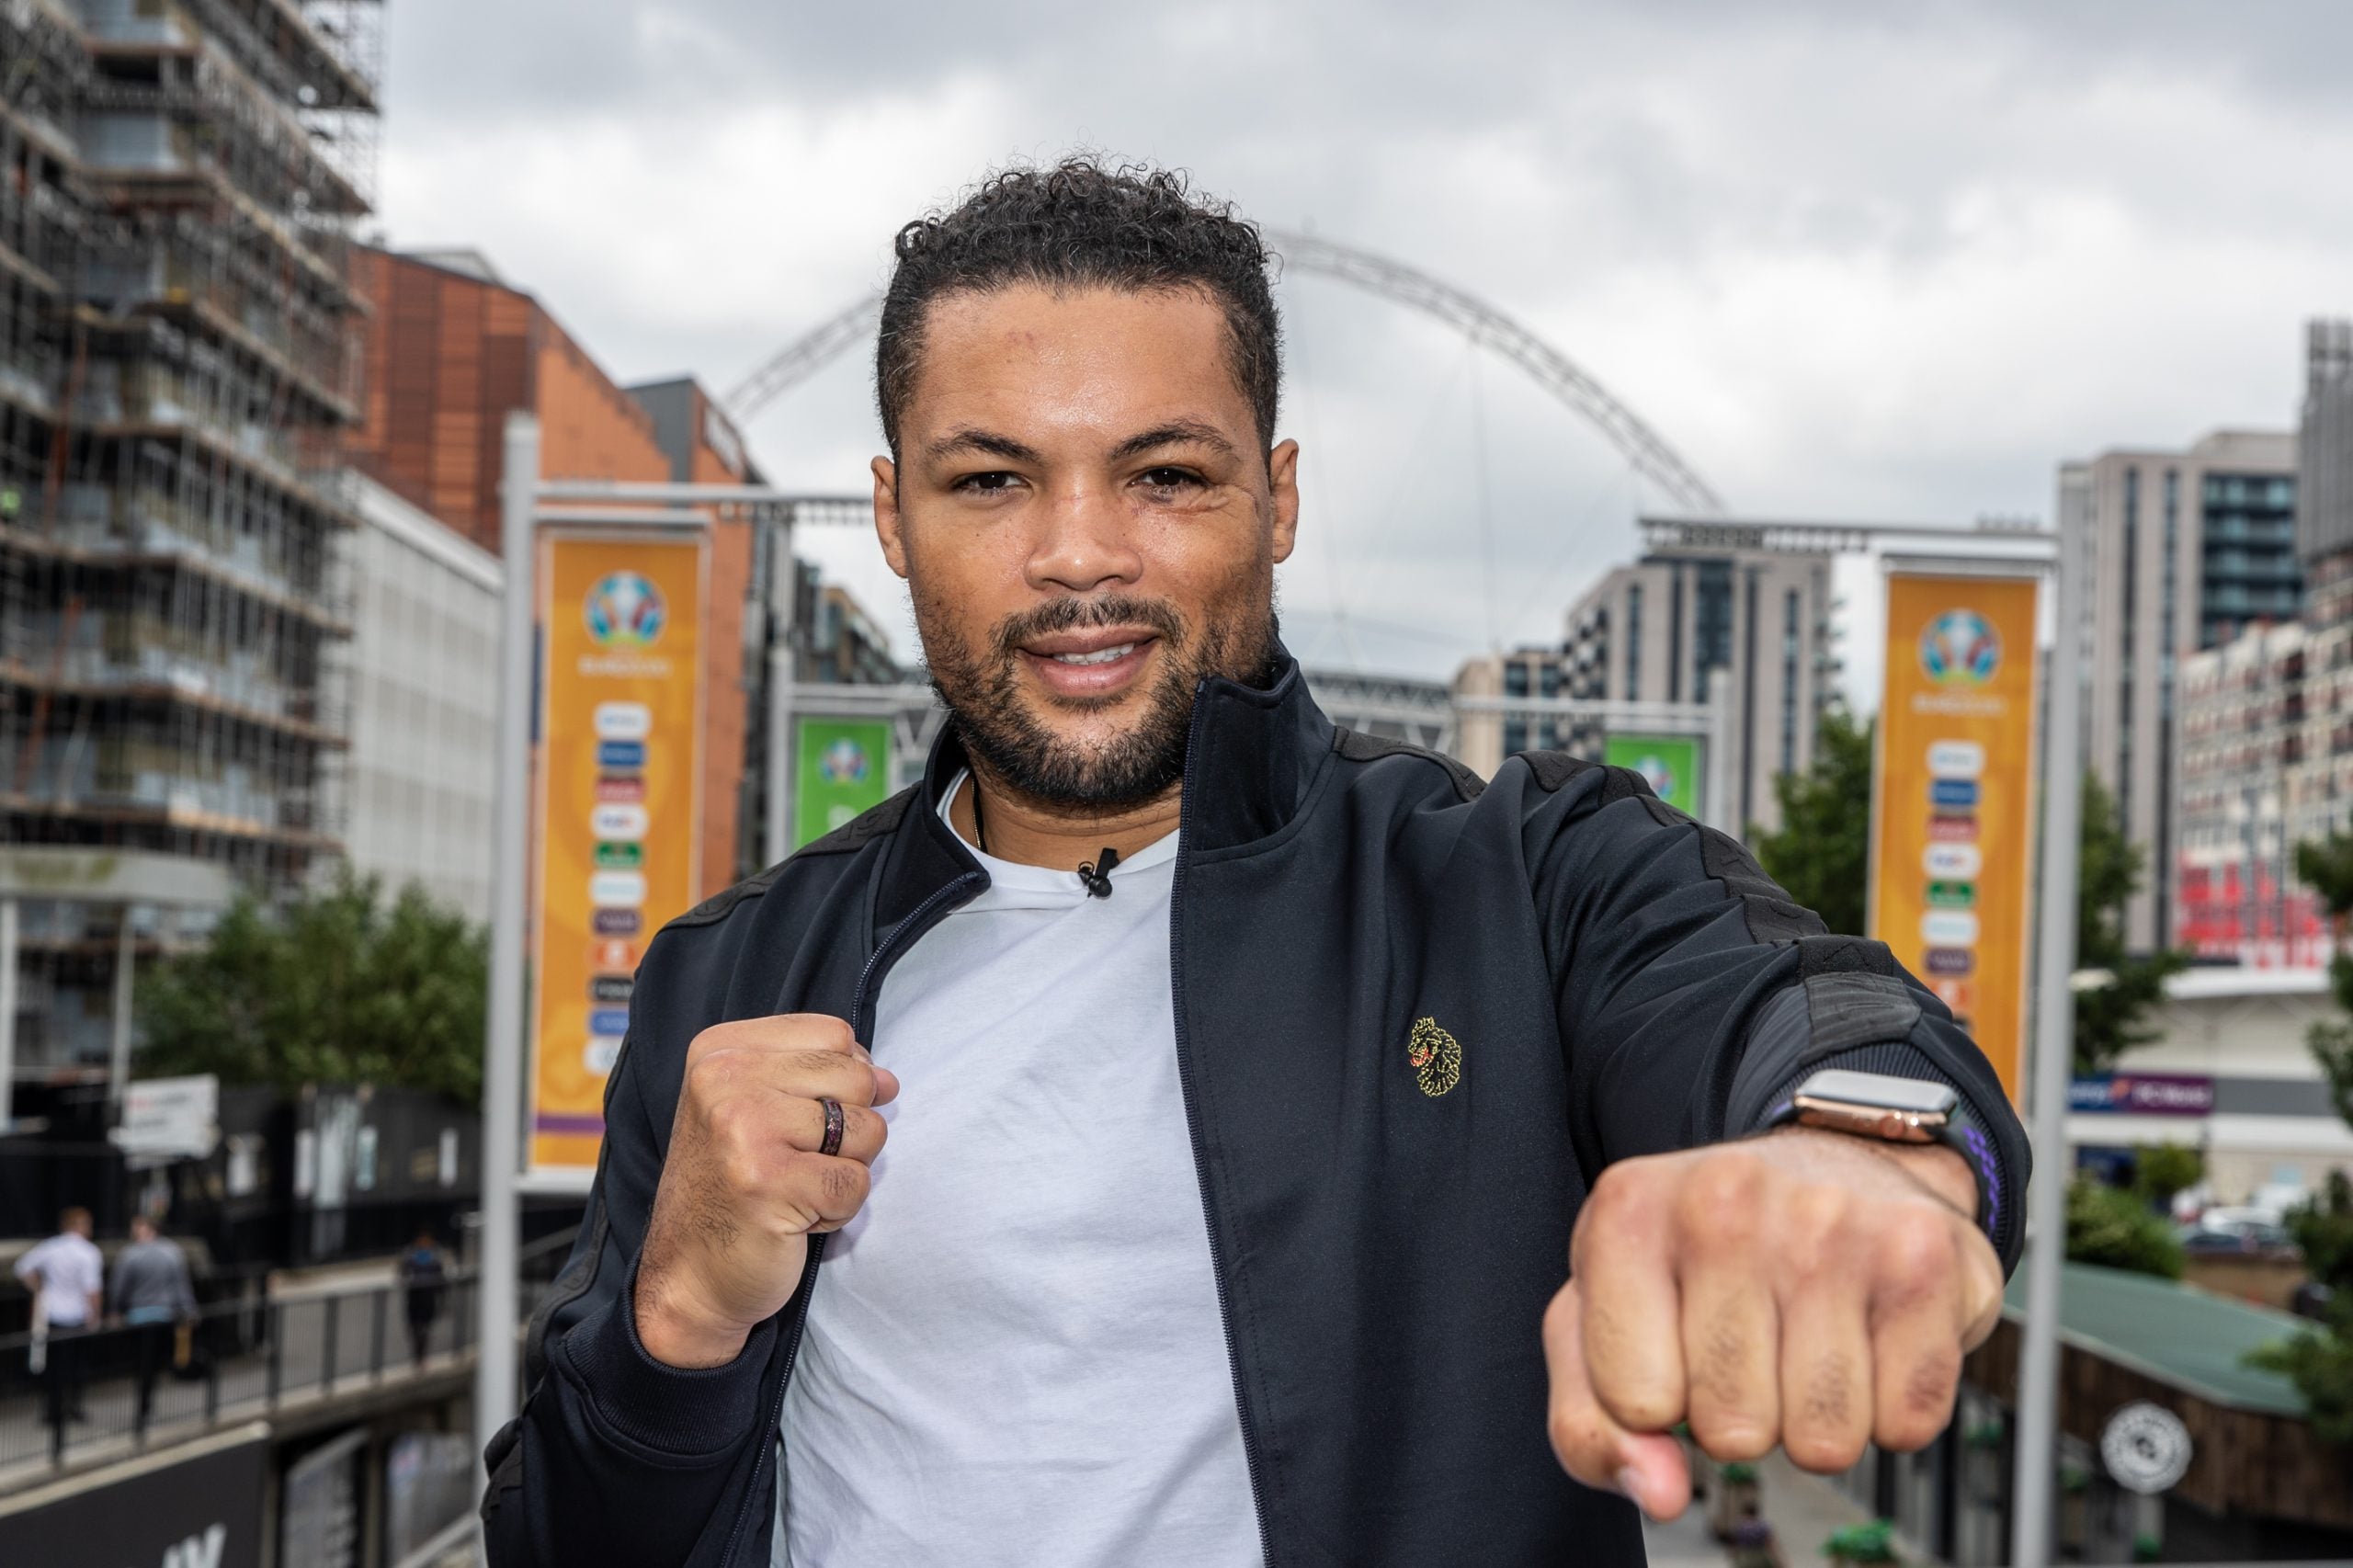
[
  {"x1": 778, "y1": 777, "x2": 1258, "y2": 1566},
  {"x1": 15, "y1": 1232, "x2": 103, "y2": 1328}
]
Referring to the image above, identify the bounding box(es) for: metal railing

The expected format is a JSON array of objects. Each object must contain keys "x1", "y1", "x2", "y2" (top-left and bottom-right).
[{"x1": 0, "y1": 1225, "x2": 577, "y2": 1483}]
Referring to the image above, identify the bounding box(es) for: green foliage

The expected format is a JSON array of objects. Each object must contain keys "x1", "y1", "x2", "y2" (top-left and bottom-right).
[
  {"x1": 2284, "y1": 1171, "x2": 2353, "y2": 1294},
  {"x1": 1752, "y1": 706, "x2": 1872, "y2": 937},
  {"x1": 1824, "y1": 1519, "x2": 1900, "y2": 1564},
  {"x1": 2064, "y1": 1177, "x2": 2184, "y2": 1279},
  {"x1": 2245, "y1": 1301, "x2": 2353, "y2": 1446},
  {"x1": 2072, "y1": 771, "x2": 2191, "y2": 1075},
  {"x1": 1716, "y1": 1460, "x2": 1757, "y2": 1484},
  {"x1": 139, "y1": 869, "x2": 487, "y2": 1103},
  {"x1": 2131, "y1": 1142, "x2": 2204, "y2": 1208}
]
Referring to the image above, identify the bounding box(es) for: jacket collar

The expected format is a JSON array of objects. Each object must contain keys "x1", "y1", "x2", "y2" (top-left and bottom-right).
[{"x1": 870, "y1": 643, "x2": 1334, "y2": 931}]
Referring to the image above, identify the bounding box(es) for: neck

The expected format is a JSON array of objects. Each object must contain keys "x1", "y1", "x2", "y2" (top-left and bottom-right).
[{"x1": 952, "y1": 762, "x2": 1181, "y2": 871}]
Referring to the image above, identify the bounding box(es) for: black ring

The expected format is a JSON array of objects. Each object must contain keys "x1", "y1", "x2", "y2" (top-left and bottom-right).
[{"x1": 817, "y1": 1097, "x2": 846, "y2": 1157}]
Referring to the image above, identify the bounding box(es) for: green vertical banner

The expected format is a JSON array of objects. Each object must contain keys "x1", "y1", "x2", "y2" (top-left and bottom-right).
[
  {"x1": 1603, "y1": 733, "x2": 1703, "y2": 818},
  {"x1": 793, "y1": 718, "x2": 894, "y2": 849}
]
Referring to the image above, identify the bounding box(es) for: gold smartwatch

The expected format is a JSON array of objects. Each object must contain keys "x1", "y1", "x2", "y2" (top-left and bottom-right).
[{"x1": 1762, "y1": 1067, "x2": 1997, "y2": 1236}]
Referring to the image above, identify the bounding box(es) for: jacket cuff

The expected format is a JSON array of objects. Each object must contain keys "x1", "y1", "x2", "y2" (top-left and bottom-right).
[{"x1": 554, "y1": 1259, "x2": 779, "y2": 1460}]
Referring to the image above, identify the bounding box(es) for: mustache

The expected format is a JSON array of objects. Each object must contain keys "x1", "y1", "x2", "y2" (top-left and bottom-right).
[{"x1": 988, "y1": 596, "x2": 1188, "y2": 660}]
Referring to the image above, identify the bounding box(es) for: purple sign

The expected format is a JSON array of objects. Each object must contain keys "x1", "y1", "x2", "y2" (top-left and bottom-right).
[{"x1": 2070, "y1": 1073, "x2": 2215, "y2": 1116}]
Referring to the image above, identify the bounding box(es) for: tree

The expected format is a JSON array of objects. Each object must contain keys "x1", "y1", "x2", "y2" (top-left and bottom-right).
[
  {"x1": 2064, "y1": 1177, "x2": 2184, "y2": 1279},
  {"x1": 1752, "y1": 707, "x2": 1872, "y2": 937},
  {"x1": 2131, "y1": 1142, "x2": 2204, "y2": 1210},
  {"x1": 2072, "y1": 770, "x2": 2192, "y2": 1075},
  {"x1": 139, "y1": 870, "x2": 487, "y2": 1103}
]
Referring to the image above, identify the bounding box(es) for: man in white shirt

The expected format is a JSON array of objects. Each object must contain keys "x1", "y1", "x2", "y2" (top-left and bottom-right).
[
  {"x1": 16, "y1": 1206, "x2": 104, "y2": 1442},
  {"x1": 487, "y1": 158, "x2": 2026, "y2": 1568}
]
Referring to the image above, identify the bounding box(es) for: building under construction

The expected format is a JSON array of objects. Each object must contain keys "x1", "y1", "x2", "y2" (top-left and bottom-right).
[{"x1": 0, "y1": 0, "x2": 382, "y2": 1096}]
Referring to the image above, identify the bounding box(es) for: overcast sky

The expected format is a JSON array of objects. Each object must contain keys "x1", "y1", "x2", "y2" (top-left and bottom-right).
[{"x1": 373, "y1": 1, "x2": 2353, "y2": 697}]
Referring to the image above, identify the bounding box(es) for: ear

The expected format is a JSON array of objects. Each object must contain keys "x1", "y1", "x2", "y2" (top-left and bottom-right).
[
  {"x1": 872, "y1": 455, "x2": 908, "y2": 579},
  {"x1": 1267, "y1": 438, "x2": 1301, "y2": 566}
]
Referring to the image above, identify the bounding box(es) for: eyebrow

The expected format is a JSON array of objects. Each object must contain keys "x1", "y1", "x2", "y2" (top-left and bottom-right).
[
  {"x1": 926, "y1": 427, "x2": 1046, "y2": 465},
  {"x1": 1108, "y1": 420, "x2": 1241, "y2": 463}
]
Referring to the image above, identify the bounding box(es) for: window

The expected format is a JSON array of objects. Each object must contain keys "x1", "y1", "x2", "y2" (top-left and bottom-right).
[{"x1": 1780, "y1": 587, "x2": 1801, "y2": 777}]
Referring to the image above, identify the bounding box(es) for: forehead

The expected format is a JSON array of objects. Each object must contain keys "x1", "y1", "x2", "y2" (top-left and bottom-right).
[{"x1": 902, "y1": 283, "x2": 1250, "y2": 444}]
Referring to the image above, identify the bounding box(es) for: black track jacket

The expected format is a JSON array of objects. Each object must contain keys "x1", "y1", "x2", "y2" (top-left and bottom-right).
[{"x1": 483, "y1": 649, "x2": 2028, "y2": 1568}]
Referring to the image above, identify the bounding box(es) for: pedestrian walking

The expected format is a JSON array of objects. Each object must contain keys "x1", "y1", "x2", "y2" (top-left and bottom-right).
[
  {"x1": 108, "y1": 1214, "x2": 198, "y2": 1437},
  {"x1": 14, "y1": 1207, "x2": 103, "y2": 1451},
  {"x1": 398, "y1": 1229, "x2": 448, "y2": 1369}
]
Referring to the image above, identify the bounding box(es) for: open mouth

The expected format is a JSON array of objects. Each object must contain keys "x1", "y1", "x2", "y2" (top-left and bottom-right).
[{"x1": 1017, "y1": 629, "x2": 1163, "y2": 698}]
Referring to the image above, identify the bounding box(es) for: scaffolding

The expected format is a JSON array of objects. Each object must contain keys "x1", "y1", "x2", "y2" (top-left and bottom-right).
[{"x1": 0, "y1": 0, "x2": 378, "y2": 1088}]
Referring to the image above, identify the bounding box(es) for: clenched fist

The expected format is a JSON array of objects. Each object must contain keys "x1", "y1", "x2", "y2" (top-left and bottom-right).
[
  {"x1": 1543, "y1": 1127, "x2": 2004, "y2": 1517},
  {"x1": 633, "y1": 1015, "x2": 897, "y2": 1369}
]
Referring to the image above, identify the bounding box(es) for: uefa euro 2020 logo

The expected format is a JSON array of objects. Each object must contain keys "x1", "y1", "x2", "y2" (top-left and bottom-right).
[
  {"x1": 585, "y1": 572, "x2": 666, "y2": 649},
  {"x1": 820, "y1": 736, "x2": 870, "y2": 786},
  {"x1": 1919, "y1": 608, "x2": 2001, "y2": 687}
]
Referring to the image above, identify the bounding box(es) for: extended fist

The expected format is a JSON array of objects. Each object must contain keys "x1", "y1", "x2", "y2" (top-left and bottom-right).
[
  {"x1": 1543, "y1": 1128, "x2": 2004, "y2": 1517},
  {"x1": 633, "y1": 1015, "x2": 896, "y2": 1368}
]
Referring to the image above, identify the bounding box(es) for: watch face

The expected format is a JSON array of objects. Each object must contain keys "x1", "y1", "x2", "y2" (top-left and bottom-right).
[{"x1": 1797, "y1": 1068, "x2": 1960, "y2": 1119}]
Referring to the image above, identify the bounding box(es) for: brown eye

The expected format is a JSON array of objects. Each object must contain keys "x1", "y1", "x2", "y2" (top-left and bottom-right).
[{"x1": 1138, "y1": 467, "x2": 1202, "y2": 490}]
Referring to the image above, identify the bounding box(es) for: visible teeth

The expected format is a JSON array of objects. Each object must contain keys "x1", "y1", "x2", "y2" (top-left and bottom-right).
[{"x1": 1053, "y1": 643, "x2": 1134, "y2": 665}]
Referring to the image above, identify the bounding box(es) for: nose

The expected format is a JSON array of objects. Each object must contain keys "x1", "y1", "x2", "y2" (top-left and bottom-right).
[{"x1": 1024, "y1": 477, "x2": 1144, "y2": 595}]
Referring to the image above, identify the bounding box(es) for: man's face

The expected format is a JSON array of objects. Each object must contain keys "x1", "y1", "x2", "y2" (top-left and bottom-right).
[{"x1": 874, "y1": 283, "x2": 1299, "y2": 809}]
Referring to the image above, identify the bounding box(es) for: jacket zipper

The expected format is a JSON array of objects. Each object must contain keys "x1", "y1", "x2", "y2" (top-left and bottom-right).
[
  {"x1": 1167, "y1": 688, "x2": 1278, "y2": 1566},
  {"x1": 717, "y1": 869, "x2": 984, "y2": 1568}
]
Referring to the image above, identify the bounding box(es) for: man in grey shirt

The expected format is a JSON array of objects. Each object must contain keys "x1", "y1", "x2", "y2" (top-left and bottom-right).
[{"x1": 109, "y1": 1214, "x2": 197, "y2": 1437}]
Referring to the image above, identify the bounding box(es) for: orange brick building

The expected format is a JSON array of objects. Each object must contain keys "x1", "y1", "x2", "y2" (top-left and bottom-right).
[{"x1": 343, "y1": 248, "x2": 757, "y2": 895}]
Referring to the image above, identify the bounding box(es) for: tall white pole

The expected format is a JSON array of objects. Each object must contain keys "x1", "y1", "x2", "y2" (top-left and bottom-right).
[
  {"x1": 2010, "y1": 487, "x2": 2086, "y2": 1568},
  {"x1": 477, "y1": 412, "x2": 540, "y2": 1463}
]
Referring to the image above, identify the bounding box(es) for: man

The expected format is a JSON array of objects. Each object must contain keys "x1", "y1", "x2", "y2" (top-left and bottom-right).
[
  {"x1": 399, "y1": 1227, "x2": 449, "y2": 1369},
  {"x1": 108, "y1": 1213, "x2": 198, "y2": 1437},
  {"x1": 485, "y1": 159, "x2": 2027, "y2": 1567},
  {"x1": 15, "y1": 1206, "x2": 103, "y2": 1447}
]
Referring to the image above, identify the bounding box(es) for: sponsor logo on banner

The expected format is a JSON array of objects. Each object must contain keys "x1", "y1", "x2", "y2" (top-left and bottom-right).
[
  {"x1": 1927, "y1": 881, "x2": 1976, "y2": 908},
  {"x1": 591, "y1": 908, "x2": 642, "y2": 937},
  {"x1": 594, "y1": 841, "x2": 643, "y2": 869},
  {"x1": 1928, "y1": 817, "x2": 1980, "y2": 842},
  {"x1": 591, "y1": 975, "x2": 634, "y2": 1003},
  {"x1": 597, "y1": 739, "x2": 646, "y2": 771},
  {"x1": 584, "y1": 572, "x2": 667, "y2": 649},
  {"x1": 1930, "y1": 778, "x2": 1981, "y2": 811},
  {"x1": 1924, "y1": 842, "x2": 1984, "y2": 878},
  {"x1": 592, "y1": 803, "x2": 649, "y2": 840},
  {"x1": 1924, "y1": 948, "x2": 1976, "y2": 976},
  {"x1": 1927, "y1": 741, "x2": 1985, "y2": 778},
  {"x1": 590, "y1": 938, "x2": 637, "y2": 971},
  {"x1": 1921, "y1": 910, "x2": 1981, "y2": 946},
  {"x1": 588, "y1": 1006, "x2": 631, "y2": 1038},
  {"x1": 589, "y1": 870, "x2": 647, "y2": 907},
  {"x1": 595, "y1": 701, "x2": 653, "y2": 740},
  {"x1": 595, "y1": 776, "x2": 646, "y2": 804},
  {"x1": 1919, "y1": 608, "x2": 2002, "y2": 687},
  {"x1": 585, "y1": 1036, "x2": 623, "y2": 1074},
  {"x1": 1930, "y1": 979, "x2": 1977, "y2": 1016},
  {"x1": 2069, "y1": 1074, "x2": 2215, "y2": 1116}
]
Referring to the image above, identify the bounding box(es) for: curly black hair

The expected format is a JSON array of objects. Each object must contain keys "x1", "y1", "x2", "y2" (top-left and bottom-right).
[{"x1": 877, "y1": 156, "x2": 1281, "y2": 457}]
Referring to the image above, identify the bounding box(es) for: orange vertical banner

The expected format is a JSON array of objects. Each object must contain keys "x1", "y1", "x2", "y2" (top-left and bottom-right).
[
  {"x1": 1870, "y1": 571, "x2": 2041, "y2": 1101},
  {"x1": 529, "y1": 532, "x2": 708, "y2": 1175}
]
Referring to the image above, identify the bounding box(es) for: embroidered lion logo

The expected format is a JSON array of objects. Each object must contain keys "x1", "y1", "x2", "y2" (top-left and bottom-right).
[{"x1": 1407, "y1": 1017, "x2": 1461, "y2": 1097}]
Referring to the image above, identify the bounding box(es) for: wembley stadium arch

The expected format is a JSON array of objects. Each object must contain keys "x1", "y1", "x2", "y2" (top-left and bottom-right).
[{"x1": 723, "y1": 230, "x2": 1726, "y2": 517}]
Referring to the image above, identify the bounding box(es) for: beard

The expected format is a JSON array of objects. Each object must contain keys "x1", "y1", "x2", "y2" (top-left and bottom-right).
[{"x1": 916, "y1": 583, "x2": 1280, "y2": 811}]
